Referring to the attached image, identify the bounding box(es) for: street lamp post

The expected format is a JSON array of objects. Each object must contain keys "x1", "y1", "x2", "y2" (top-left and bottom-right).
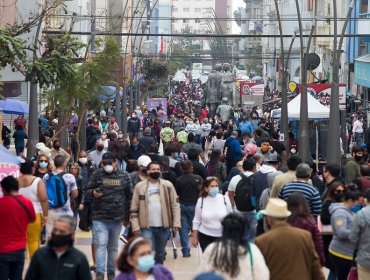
[
  {"x1": 273, "y1": 0, "x2": 289, "y2": 151},
  {"x1": 327, "y1": 0, "x2": 356, "y2": 164},
  {"x1": 295, "y1": 0, "x2": 310, "y2": 163}
]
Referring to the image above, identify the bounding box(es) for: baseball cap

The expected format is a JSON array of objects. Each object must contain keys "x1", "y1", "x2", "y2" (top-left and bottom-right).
[
  {"x1": 137, "y1": 155, "x2": 151, "y2": 168},
  {"x1": 102, "y1": 152, "x2": 116, "y2": 161}
]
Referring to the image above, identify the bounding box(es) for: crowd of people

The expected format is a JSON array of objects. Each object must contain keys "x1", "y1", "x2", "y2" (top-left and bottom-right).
[{"x1": 2, "y1": 79, "x2": 370, "y2": 280}]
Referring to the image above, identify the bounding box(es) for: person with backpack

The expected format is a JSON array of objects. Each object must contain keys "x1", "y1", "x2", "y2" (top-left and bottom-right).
[
  {"x1": 228, "y1": 158, "x2": 257, "y2": 240},
  {"x1": 43, "y1": 155, "x2": 78, "y2": 240},
  {"x1": 224, "y1": 131, "x2": 243, "y2": 174},
  {"x1": 192, "y1": 177, "x2": 233, "y2": 252}
]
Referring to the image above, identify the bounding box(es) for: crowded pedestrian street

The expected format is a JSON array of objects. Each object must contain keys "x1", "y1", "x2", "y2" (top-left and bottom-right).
[{"x1": 1, "y1": 0, "x2": 370, "y2": 280}]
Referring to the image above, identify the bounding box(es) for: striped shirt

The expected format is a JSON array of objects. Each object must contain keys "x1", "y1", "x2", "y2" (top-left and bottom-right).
[{"x1": 278, "y1": 181, "x2": 322, "y2": 215}]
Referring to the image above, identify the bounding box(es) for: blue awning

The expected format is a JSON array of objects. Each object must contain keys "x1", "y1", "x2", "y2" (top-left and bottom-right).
[{"x1": 355, "y1": 55, "x2": 370, "y2": 88}]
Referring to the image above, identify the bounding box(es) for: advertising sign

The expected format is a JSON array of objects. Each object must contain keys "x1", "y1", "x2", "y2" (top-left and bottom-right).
[
  {"x1": 147, "y1": 98, "x2": 168, "y2": 120},
  {"x1": 240, "y1": 82, "x2": 265, "y2": 96},
  {"x1": 298, "y1": 84, "x2": 346, "y2": 108}
]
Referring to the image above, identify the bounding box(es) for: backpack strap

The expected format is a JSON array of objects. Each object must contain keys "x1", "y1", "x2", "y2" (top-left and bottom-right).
[{"x1": 247, "y1": 241, "x2": 253, "y2": 274}]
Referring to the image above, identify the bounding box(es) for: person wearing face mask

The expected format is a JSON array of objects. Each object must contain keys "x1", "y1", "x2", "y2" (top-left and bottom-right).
[
  {"x1": 130, "y1": 162, "x2": 180, "y2": 264},
  {"x1": 329, "y1": 190, "x2": 363, "y2": 280},
  {"x1": 109, "y1": 130, "x2": 130, "y2": 171},
  {"x1": 87, "y1": 152, "x2": 133, "y2": 280},
  {"x1": 50, "y1": 138, "x2": 71, "y2": 165},
  {"x1": 352, "y1": 116, "x2": 364, "y2": 146},
  {"x1": 25, "y1": 215, "x2": 91, "y2": 280},
  {"x1": 130, "y1": 155, "x2": 151, "y2": 187},
  {"x1": 320, "y1": 182, "x2": 346, "y2": 280},
  {"x1": 192, "y1": 177, "x2": 233, "y2": 252},
  {"x1": 100, "y1": 132, "x2": 109, "y2": 151},
  {"x1": 345, "y1": 145, "x2": 364, "y2": 184},
  {"x1": 127, "y1": 137, "x2": 145, "y2": 161},
  {"x1": 115, "y1": 237, "x2": 173, "y2": 280},
  {"x1": 128, "y1": 112, "x2": 141, "y2": 141},
  {"x1": 88, "y1": 140, "x2": 106, "y2": 170}
]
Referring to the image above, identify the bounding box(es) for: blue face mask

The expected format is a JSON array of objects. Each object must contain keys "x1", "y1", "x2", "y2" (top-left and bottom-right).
[
  {"x1": 351, "y1": 204, "x2": 361, "y2": 213},
  {"x1": 209, "y1": 187, "x2": 219, "y2": 197},
  {"x1": 136, "y1": 255, "x2": 155, "y2": 272},
  {"x1": 174, "y1": 152, "x2": 179, "y2": 160},
  {"x1": 39, "y1": 161, "x2": 48, "y2": 169}
]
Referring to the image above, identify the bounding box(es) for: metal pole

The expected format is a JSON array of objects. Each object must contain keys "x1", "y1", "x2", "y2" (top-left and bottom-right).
[
  {"x1": 79, "y1": 111, "x2": 86, "y2": 151},
  {"x1": 327, "y1": 0, "x2": 355, "y2": 164},
  {"x1": 295, "y1": 0, "x2": 310, "y2": 163},
  {"x1": 274, "y1": 0, "x2": 289, "y2": 151},
  {"x1": 27, "y1": 83, "x2": 39, "y2": 159}
]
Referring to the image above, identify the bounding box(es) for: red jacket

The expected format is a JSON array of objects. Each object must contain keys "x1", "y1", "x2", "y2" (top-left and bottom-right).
[{"x1": 289, "y1": 218, "x2": 325, "y2": 266}]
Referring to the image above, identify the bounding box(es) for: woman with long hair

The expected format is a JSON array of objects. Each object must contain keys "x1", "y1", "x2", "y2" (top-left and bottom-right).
[
  {"x1": 286, "y1": 193, "x2": 325, "y2": 266},
  {"x1": 34, "y1": 154, "x2": 52, "y2": 179},
  {"x1": 17, "y1": 160, "x2": 48, "y2": 258},
  {"x1": 115, "y1": 237, "x2": 173, "y2": 280},
  {"x1": 192, "y1": 177, "x2": 232, "y2": 251},
  {"x1": 200, "y1": 213, "x2": 269, "y2": 280},
  {"x1": 321, "y1": 181, "x2": 346, "y2": 280},
  {"x1": 205, "y1": 150, "x2": 226, "y2": 184}
]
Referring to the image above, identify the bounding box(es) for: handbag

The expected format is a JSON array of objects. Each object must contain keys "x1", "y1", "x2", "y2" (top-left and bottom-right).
[
  {"x1": 78, "y1": 201, "x2": 92, "y2": 231},
  {"x1": 347, "y1": 266, "x2": 358, "y2": 280},
  {"x1": 317, "y1": 215, "x2": 333, "y2": 235}
]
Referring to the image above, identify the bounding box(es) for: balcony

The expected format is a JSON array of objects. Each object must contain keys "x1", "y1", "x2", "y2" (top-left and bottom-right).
[{"x1": 316, "y1": 24, "x2": 331, "y2": 48}]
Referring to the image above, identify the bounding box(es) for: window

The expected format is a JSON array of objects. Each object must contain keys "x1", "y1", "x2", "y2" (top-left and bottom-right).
[
  {"x1": 195, "y1": 18, "x2": 201, "y2": 23},
  {"x1": 195, "y1": 8, "x2": 201, "y2": 12},
  {"x1": 183, "y1": 19, "x2": 189, "y2": 23},
  {"x1": 172, "y1": 7, "x2": 178, "y2": 12},
  {"x1": 183, "y1": 8, "x2": 190, "y2": 12}
]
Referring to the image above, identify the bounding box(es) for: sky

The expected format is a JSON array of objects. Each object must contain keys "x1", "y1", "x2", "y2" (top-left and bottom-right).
[{"x1": 232, "y1": 0, "x2": 245, "y2": 33}]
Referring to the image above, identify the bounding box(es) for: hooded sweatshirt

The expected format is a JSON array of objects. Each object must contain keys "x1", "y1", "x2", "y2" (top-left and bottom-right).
[
  {"x1": 349, "y1": 206, "x2": 370, "y2": 269},
  {"x1": 329, "y1": 203, "x2": 355, "y2": 260}
]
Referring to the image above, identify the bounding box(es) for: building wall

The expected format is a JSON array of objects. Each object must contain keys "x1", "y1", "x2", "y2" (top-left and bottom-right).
[
  {"x1": 171, "y1": 0, "x2": 215, "y2": 33},
  {"x1": 214, "y1": 0, "x2": 232, "y2": 34}
]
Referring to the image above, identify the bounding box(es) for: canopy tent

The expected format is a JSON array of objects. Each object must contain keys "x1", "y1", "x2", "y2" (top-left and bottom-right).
[
  {"x1": 271, "y1": 93, "x2": 330, "y2": 119},
  {"x1": 0, "y1": 145, "x2": 22, "y2": 195}
]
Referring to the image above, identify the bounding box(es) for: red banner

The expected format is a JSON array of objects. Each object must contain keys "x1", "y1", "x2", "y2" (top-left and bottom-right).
[{"x1": 298, "y1": 84, "x2": 346, "y2": 106}]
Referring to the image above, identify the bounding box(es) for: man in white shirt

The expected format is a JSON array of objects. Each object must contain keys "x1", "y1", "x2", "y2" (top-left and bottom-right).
[
  {"x1": 228, "y1": 157, "x2": 257, "y2": 240},
  {"x1": 200, "y1": 118, "x2": 212, "y2": 151},
  {"x1": 353, "y1": 117, "x2": 364, "y2": 145}
]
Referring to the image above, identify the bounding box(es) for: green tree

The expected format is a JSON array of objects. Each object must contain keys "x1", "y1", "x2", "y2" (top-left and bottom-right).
[
  {"x1": 168, "y1": 44, "x2": 192, "y2": 73},
  {"x1": 140, "y1": 59, "x2": 169, "y2": 104}
]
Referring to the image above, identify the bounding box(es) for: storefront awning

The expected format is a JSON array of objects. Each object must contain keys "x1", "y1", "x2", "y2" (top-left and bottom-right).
[{"x1": 355, "y1": 54, "x2": 370, "y2": 88}]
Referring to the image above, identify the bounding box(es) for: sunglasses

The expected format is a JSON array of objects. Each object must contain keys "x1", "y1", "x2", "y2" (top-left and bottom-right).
[
  {"x1": 39, "y1": 160, "x2": 48, "y2": 163},
  {"x1": 335, "y1": 190, "x2": 345, "y2": 194}
]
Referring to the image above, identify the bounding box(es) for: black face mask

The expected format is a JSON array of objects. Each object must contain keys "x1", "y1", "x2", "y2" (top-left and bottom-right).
[
  {"x1": 97, "y1": 146, "x2": 104, "y2": 151},
  {"x1": 354, "y1": 155, "x2": 363, "y2": 162},
  {"x1": 335, "y1": 193, "x2": 344, "y2": 202},
  {"x1": 48, "y1": 233, "x2": 73, "y2": 248},
  {"x1": 148, "y1": 172, "x2": 161, "y2": 180}
]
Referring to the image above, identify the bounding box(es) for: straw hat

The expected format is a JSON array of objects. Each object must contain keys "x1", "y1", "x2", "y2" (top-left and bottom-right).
[{"x1": 261, "y1": 198, "x2": 291, "y2": 218}]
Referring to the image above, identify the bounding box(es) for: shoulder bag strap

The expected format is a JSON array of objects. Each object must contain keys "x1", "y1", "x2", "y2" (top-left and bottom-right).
[
  {"x1": 10, "y1": 195, "x2": 33, "y2": 220},
  {"x1": 247, "y1": 241, "x2": 254, "y2": 275}
]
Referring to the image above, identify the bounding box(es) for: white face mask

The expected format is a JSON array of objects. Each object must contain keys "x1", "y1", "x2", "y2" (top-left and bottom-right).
[
  {"x1": 79, "y1": 157, "x2": 88, "y2": 164},
  {"x1": 101, "y1": 136, "x2": 107, "y2": 140},
  {"x1": 118, "y1": 134, "x2": 123, "y2": 139},
  {"x1": 103, "y1": 165, "x2": 114, "y2": 173}
]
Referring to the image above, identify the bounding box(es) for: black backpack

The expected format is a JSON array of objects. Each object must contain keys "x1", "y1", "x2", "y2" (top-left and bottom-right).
[{"x1": 234, "y1": 174, "x2": 255, "y2": 212}]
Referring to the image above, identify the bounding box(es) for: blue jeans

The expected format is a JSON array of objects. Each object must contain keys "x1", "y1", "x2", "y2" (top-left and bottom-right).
[
  {"x1": 179, "y1": 204, "x2": 195, "y2": 256},
  {"x1": 117, "y1": 159, "x2": 127, "y2": 171},
  {"x1": 355, "y1": 132, "x2": 363, "y2": 146},
  {"x1": 141, "y1": 227, "x2": 170, "y2": 264},
  {"x1": 195, "y1": 134, "x2": 201, "y2": 145},
  {"x1": 92, "y1": 221, "x2": 122, "y2": 274},
  {"x1": 0, "y1": 249, "x2": 25, "y2": 280},
  {"x1": 240, "y1": 211, "x2": 257, "y2": 241}
]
